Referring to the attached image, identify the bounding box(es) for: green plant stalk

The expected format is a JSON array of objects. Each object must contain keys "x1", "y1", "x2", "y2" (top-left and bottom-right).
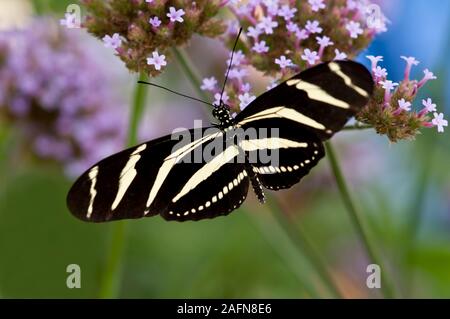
[
  {"x1": 325, "y1": 141, "x2": 396, "y2": 298},
  {"x1": 246, "y1": 207, "x2": 321, "y2": 298},
  {"x1": 98, "y1": 72, "x2": 148, "y2": 298},
  {"x1": 267, "y1": 194, "x2": 343, "y2": 298},
  {"x1": 171, "y1": 48, "x2": 215, "y2": 118},
  {"x1": 172, "y1": 47, "x2": 343, "y2": 298}
]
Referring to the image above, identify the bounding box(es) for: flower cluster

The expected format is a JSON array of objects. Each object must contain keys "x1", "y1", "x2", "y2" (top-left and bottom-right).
[
  {"x1": 224, "y1": 0, "x2": 387, "y2": 77},
  {"x1": 80, "y1": 0, "x2": 226, "y2": 76},
  {"x1": 0, "y1": 19, "x2": 125, "y2": 176},
  {"x1": 200, "y1": 0, "x2": 445, "y2": 140},
  {"x1": 202, "y1": 0, "x2": 388, "y2": 113},
  {"x1": 356, "y1": 55, "x2": 446, "y2": 141}
]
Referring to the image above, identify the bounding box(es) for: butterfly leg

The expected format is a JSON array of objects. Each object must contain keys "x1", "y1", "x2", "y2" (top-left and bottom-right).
[{"x1": 246, "y1": 164, "x2": 266, "y2": 204}]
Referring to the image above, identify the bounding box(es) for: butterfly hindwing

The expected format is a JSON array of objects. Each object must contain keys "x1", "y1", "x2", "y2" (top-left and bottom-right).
[
  {"x1": 234, "y1": 60, "x2": 373, "y2": 140},
  {"x1": 241, "y1": 125, "x2": 325, "y2": 190}
]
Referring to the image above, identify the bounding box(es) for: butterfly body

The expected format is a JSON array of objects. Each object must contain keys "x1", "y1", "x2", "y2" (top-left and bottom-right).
[{"x1": 67, "y1": 61, "x2": 373, "y2": 222}]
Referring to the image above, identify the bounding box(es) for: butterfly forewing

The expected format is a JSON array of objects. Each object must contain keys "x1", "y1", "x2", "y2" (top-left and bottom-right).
[
  {"x1": 67, "y1": 128, "x2": 250, "y2": 222},
  {"x1": 234, "y1": 61, "x2": 373, "y2": 140}
]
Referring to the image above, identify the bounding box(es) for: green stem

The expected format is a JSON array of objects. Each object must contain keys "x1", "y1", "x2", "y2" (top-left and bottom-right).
[
  {"x1": 246, "y1": 207, "x2": 321, "y2": 298},
  {"x1": 171, "y1": 48, "x2": 204, "y2": 98},
  {"x1": 171, "y1": 47, "x2": 214, "y2": 117},
  {"x1": 402, "y1": 139, "x2": 436, "y2": 297},
  {"x1": 127, "y1": 73, "x2": 148, "y2": 147},
  {"x1": 325, "y1": 141, "x2": 396, "y2": 298},
  {"x1": 268, "y1": 195, "x2": 343, "y2": 298},
  {"x1": 98, "y1": 72, "x2": 148, "y2": 298}
]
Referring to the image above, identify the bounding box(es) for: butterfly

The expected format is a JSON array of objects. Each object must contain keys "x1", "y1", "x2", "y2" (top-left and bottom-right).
[{"x1": 67, "y1": 60, "x2": 373, "y2": 222}]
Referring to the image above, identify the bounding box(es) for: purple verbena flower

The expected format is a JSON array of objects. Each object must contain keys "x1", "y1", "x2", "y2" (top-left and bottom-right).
[
  {"x1": 432, "y1": 113, "x2": 448, "y2": 133},
  {"x1": 301, "y1": 49, "x2": 320, "y2": 65},
  {"x1": 346, "y1": 21, "x2": 364, "y2": 39},
  {"x1": 103, "y1": 33, "x2": 122, "y2": 50},
  {"x1": 308, "y1": 0, "x2": 325, "y2": 12},
  {"x1": 258, "y1": 16, "x2": 278, "y2": 34},
  {"x1": 252, "y1": 40, "x2": 270, "y2": 53},
  {"x1": 278, "y1": 5, "x2": 297, "y2": 21},
  {"x1": 401, "y1": 56, "x2": 419, "y2": 80},
  {"x1": 305, "y1": 20, "x2": 323, "y2": 34},
  {"x1": 167, "y1": 7, "x2": 185, "y2": 23},
  {"x1": 238, "y1": 92, "x2": 256, "y2": 110},
  {"x1": 0, "y1": 19, "x2": 125, "y2": 176},
  {"x1": 149, "y1": 16, "x2": 162, "y2": 28},
  {"x1": 201, "y1": 77, "x2": 218, "y2": 91},
  {"x1": 275, "y1": 55, "x2": 293, "y2": 69},
  {"x1": 146, "y1": 51, "x2": 167, "y2": 70}
]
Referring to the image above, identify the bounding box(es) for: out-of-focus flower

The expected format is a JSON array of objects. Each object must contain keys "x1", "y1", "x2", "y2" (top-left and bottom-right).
[
  {"x1": 0, "y1": 19, "x2": 125, "y2": 176},
  {"x1": 432, "y1": 113, "x2": 448, "y2": 133},
  {"x1": 103, "y1": 33, "x2": 122, "y2": 50},
  {"x1": 60, "y1": 12, "x2": 80, "y2": 29},
  {"x1": 238, "y1": 92, "x2": 256, "y2": 110},
  {"x1": 81, "y1": 0, "x2": 226, "y2": 77},
  {"x1": 201, "y1": 77, "x2": 218, "y2": 91},
  {"x1": 275, "y1": 55, "x2": 293, "y2": 69},
  {"x1": 146, "y1": 51, "x2": 167, "y2": 71},
  {"x1": 167, "y1": 7, "x2": 186, "y2": 23}
]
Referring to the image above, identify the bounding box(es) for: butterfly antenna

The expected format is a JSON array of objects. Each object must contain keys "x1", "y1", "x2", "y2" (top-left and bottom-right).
[
  {"x1": 137, "y1": 81, "x2": 214, "y2": 107},
  {"x1": 219, "y1": 27, "x2": 243, "y2": 106}
]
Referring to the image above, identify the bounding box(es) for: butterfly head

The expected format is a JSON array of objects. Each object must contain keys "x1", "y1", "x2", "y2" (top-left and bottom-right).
[{"x1": 212, "y1": 103, "x2": 234, "y2": 129}]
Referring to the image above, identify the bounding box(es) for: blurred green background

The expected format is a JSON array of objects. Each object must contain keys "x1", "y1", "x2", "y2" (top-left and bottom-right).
[{"x1": 0, "y1": 0, "x2": 449, "y2": 298}]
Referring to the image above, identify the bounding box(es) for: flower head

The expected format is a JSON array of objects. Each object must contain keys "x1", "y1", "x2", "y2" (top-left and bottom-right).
[
  {"x1": 200, "y1": 77, "x2": 218, "y2": 92},
  {"x1": 258, "y1": 16, "x2": 278, "y2": 34},
  {"x1": 301, "y1": 49, "x2": 320, "y2": 65},
  {"x1": 275, "y1": 55, "x2": 293, "y2": 69},
  {"x1": 214, "y1": 92, "x2": 230, "y2": 106},
  {"x1": 278, "y1": 5, "x2": 297, "y2": 21},
  {"x1": 305, "y1": 20, "x2": 322, "y2": 34},
  {"x1": 346, "y1": 21, "x2": 364, "y2": 39},
  {"x1": 149, "y1": 16, "x2": 162, "y2": 28},
  {"x1": 401, "y1": 56, "x2": 420, "y2": 80},
  {"x1": 432, "y1": 113, "x2": 448, "y2": 133},
  {"x1": 0, "y1": 19, "x2": 125, "y2": 176},
  {"x1": 167, "y1": 7, "x2": 185, "y2": 23},
  {"x1": 82, "y1": 0, "x2": 225, "y2": 76},
  {"x1": 334, "y1": 49, "x2": 347, "y2": 60},
  {"x1": 238, "y1": 93, "x2": 256, "y2": 110},
  {"x1": 146, "y1": 51, "x2": 167, "y2": 70},
  {"x1": 421, "y1": 98, "x2": 437, "y2": 113},
  {"x1": 252, "y1": 40, "x2": 270, "y2": 53},
  {"x1": 397, "y1": 98, "x2": 411, "y2": 112},
  {"x1": 373, "y1": 66, "x2": 388, "y2": 79},
  {"x1": 60, "y1": 12, "x2": 79, "y2": 29},
  {"x1": 103, "y1": 33, "x2": 122, "y2": 50},
  {"x1": 308, "y1": 0, "x2": 325, "y2": 12},
  {"x1": 366, "y1": 55, "x2": 383, "y2": 71}
]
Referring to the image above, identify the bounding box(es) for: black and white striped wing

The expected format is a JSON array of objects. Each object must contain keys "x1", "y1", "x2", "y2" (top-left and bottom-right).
[
  {"x1": 234, "y1": 61, "x2": 373, "y2": 140},
  {"x1": 67, "y1": 128, "x2": 249, "y2": 222},
  {"x1": 240, "y1": 126, "x2": 325, "y2": 190}
]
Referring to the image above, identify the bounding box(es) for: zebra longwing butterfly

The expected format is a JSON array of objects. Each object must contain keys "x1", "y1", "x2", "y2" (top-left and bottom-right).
[{"x1": 67, "y1": 60, "x2": 373, "y2": 222}]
